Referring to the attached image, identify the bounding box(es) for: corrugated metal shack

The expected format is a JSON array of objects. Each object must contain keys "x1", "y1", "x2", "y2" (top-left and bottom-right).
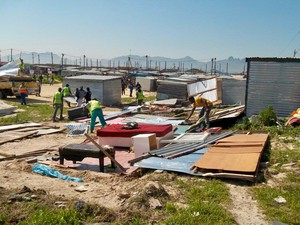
[
  {"x1": 63, "y1": 75, "x2": 122, "y2": 106},
  {"x1": 156, "y1": 77, "x2": 218, "y2": 102},
  {"x1": 246, "y1": 57, "x2": 300, "y2": 117},
  {"x1": 218, "y1": 75, "x2": 246, "y2": 105},
  {"x1": 136, "y1": 77, "x2": 157, "y2": 91}
]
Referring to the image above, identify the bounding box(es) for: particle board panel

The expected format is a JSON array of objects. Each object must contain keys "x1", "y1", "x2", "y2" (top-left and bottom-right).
[
  {"x1": 193, "y1": 152, "x2": 261, "y2": 172},
  {"x1": 216, "y1": 134, "x2": 268, "y2": 144},
  {"x1": 208, "y1": 146, "x2": 263, "y2": 153}
]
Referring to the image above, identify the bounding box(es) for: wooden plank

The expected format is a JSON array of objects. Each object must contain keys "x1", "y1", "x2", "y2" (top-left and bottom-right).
[
  {"x1": 84, "y1": 134, "x2": 126, "y2": 172},
  {"x1": 0, "y1": 123, "x2": 41, "y2": 132},
  {"x1": 0, "y1": 150, "x2": 16, "y2": 157},
  {"x1": 0, "y1": 130, "x2": 38, "y2": 145}
]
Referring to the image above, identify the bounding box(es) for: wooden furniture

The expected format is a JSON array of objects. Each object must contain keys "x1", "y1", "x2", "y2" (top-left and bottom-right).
[{"x1": 59, "y1": 143, "x2": 115, "y2": 172}]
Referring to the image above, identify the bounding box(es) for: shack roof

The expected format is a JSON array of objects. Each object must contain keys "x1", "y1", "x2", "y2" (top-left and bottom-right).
[
  {"x1": 246, "y1": 57, "x2": 300, "y2": 63},
  {"x1": 63, "y1": 74, "x2": 122, "y2": 81}
]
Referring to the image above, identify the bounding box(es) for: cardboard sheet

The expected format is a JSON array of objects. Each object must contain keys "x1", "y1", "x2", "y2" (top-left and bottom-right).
[{"x1": 193, "y1": 152, "x2": 261, "y2": 172}]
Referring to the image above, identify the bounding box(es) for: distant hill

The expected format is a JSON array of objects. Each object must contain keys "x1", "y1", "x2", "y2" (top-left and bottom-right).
[{"x1": 2, "y1": 52, "x2": 246, "y2": 73}]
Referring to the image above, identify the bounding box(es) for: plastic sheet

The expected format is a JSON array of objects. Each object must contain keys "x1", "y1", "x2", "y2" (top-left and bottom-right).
[{"x1": 32, "y1": 163, "x2": 83, "y2": 182}]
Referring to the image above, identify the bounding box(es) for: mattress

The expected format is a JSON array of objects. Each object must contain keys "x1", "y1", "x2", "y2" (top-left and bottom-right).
[{"x1": 97, "y1": 124, "x2": 173, "y2": 138}]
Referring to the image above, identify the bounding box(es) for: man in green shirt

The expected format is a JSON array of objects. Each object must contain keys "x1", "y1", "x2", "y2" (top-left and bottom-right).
[
  {"x1": 85, "y1": 98, "x2": 107, "y2": 133},
  {"x1": 52, "y1": 87, "x2": 63, "y2": 122}
]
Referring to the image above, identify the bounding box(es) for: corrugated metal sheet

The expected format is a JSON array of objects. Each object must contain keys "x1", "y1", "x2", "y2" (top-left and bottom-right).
[
  {"x1": 246, "y1": 59, "x2": 300, "y2": 117},
  {"x1": 133, "y1": 148, "x2": 208, "y2": 175},
  {"x1": 156, "y1": 80, "x2": 188, "y2": 100},
  {"x1": 150, "y1": 131, "x2": 235, "y2": 158},
  {"x1": 222, "y1": 78, "x2": 246, "y2": 105}
]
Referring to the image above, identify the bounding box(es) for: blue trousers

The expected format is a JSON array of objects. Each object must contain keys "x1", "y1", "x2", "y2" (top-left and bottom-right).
[
  {"x1": 90, "y1": 108, "x2": 106, "y2": 132},
  {"x1": 20, "y1": 93, "x2": 27, "y2": 105}
]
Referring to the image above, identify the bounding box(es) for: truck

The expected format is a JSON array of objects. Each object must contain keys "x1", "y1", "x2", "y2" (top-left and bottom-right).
[
  {"x1": 0, "y1": 60, "x2": 39, "y2": 99},
  {"x1": 0, "y1": 75, "x2": 39, "y2": 99}
]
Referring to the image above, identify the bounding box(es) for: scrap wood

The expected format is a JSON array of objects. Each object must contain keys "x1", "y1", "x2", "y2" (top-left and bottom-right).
[
  {"x1": 84, "y1": 133, "x2": 126, "y2": 172},
  {"x1": 0, "y1": 130, "x2": 38, "y2": 145},
  {"x1": 0, "y1": 147, "x2": 58, "y2": 162},
  {"x1": 0, "y1": 123, "x2": 41, "y2": 133},
  {"x1": 0, "y1": 150, "x2": 16, "y2": 157}
]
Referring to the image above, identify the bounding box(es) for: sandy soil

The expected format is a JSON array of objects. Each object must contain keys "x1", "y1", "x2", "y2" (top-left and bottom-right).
[{"x1": 0, "y1": 83, "x2": 269, "y2": 224}]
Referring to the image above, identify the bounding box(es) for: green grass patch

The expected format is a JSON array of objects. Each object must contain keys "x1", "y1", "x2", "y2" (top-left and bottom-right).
[
  {"x1": 162, "y1": 179, "x2": 235, "y2": 225},
  {"x1": 253, "y1": 182, "x2": 300, "y2": 224},
  {"x1": 0, "y1": 102, "x2": 67, "y2": 124},
  {"x1": 270, "y1": 148, "x2": 300, "y2": 165}
]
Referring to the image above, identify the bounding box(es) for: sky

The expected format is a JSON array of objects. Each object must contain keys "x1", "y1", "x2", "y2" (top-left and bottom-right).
[{"x1": 1, "y1": 0, "x2": 300, "y2": 62}]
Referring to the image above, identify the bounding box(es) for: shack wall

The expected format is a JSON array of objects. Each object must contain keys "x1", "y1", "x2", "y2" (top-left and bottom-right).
[
  {"x1": 222, "y1": 78, "x2": 246, "y2": 105},
  {"x1": 246, "y1": 59, "x2": 300, "y2": 117},
  {"x1": 63, "y1": 75, "x2": 121, "y2": 106}
]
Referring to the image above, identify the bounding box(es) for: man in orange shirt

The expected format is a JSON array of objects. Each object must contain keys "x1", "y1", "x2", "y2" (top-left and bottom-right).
[
  {"x1": 186, "y1": 95, "x2": 213, "y2": 129},
  {"x1": 19, "y1": 82, "x2": 28, "y2": 105}
]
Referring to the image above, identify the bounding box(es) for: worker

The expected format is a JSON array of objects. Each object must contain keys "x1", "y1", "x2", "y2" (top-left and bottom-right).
[
  {"x1": 136, "y1": 87, "x2": 144, "y2": 112},
  {"x1": 19, "y1": 82, "x2": 28, "y2": 105},
  {"x1": 185, "y1": 95, "x2": 213, "y2": 129},
  {"x1": 62, "y1": 84, "x2": 72, "y2": 107},
  {"x1": 19, "y1": 58, "x2": 25, "y2": 74},
  {"x1": 85, "y1": 98, "x2": 107, "y2": 133},
  {"x1": 52, "y1": 87, "x2": 63, "y2": 122}
]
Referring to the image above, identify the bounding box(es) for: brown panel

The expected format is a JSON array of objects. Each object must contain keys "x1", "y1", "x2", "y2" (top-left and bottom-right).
[
  {"x1": 209, "y1": 146, "x2": 263, "y2": 153},
  {"x1": 216, "y1": 134, "x2": 268, "y2": 143},
  {"x1": 193, "y1": 152, "x2": 260, "y2": 172},
  {"x1": 215, "y1": 143, "x2": 263, "y2": 147}
]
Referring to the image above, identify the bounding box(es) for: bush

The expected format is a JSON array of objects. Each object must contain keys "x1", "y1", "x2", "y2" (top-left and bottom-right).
[{"x1": 259, "y1": 105, "x2": 277, "y2": 126}]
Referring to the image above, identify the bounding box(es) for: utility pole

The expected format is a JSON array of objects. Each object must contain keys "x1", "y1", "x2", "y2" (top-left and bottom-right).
[
  {"x1": 61, "y1": 53, "x2": 64, "y2": 68},
  {"x1": 146, "y1": 55, "x2": 148, "y2": 69},
  {"x1": 51, "y1": 52, "x2": 53, "y2": 65},
  {"x1": 211, "y1": 58, "x2": 214, "y2": 75},
  {"x1": 38, "y1": 54, "x2": 40, "y2": 64},
  {"x1": 294, "y1": 49, "x2": 297, "y2": 57},
  {"x1": 32, "y1": 52, "x2": 34, "y2": 64},
  {"x1": 226, "y1": 63, "x2": 228, "y2": 74},
  {"x1": 83, "y1": 55, "x2": 86, "y2": 68},
  {"x1": 214, "y1": 58, "x2": 217, "y2": 75},
  {"x1": 10, "y1": 48, "x2": 13, "y2": 62}
]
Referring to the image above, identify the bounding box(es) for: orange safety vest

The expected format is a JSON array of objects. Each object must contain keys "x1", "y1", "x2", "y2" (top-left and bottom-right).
[{"x1": 19, "y1": 86, "x2": 27, "y2": 94}]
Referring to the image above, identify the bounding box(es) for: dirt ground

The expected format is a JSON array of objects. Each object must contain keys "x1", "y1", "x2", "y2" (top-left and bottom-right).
[{"x1": 0, "y1": 84, "x2": 270, "y2": 224}]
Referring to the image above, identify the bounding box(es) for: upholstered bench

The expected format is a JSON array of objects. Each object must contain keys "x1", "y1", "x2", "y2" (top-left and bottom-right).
[{"x1": 59, "y1": 144, "x2": 115, "y2": 172}]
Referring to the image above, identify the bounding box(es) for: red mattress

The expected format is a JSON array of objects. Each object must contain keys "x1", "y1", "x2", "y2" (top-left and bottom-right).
[{"x1": 97, "y1": 124, "x2": 173, "y2": 138}]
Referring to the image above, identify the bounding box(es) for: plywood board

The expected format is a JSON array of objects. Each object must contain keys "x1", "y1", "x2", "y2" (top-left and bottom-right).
[{"x1": 193, "y1": 152, "x2": 260, "y2": 172}]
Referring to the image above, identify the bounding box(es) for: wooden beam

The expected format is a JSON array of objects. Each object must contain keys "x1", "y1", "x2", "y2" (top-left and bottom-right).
[{"x1": 84, "y1": 134, "x2": 126, "y2": 172}]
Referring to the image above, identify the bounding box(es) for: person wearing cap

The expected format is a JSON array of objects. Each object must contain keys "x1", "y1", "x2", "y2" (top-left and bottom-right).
[
  {"x1": 85, "y1": 98, "x2": 107, "y2": 133},
  {"x1": 52, "y1": 87, "x2": 63, "y2": 122},
  {"x1": 19, "y1": 82, "x2": 28, "y2": 105},
  {"x1": 186, "y1": 95, "x2": 213, "y2": 129}
]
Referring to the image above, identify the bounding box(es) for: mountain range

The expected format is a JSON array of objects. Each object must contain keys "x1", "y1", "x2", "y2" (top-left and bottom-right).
[{"x1": 1, "y1": 52, "x2": 246, "y2": 73}]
